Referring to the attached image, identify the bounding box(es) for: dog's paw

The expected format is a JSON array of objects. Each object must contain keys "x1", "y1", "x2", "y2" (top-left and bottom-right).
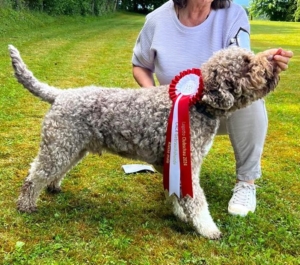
[
  {"x1": 194, "y1": 222, "x2": 222, "y2": 240},
  {"x1": 202, "y1": 227, "x2": 222, "y2": 240},
  {"x1": 46, "y1": 186, "x2": 62, "y2": 194},
  {"x1": 192, "y1": 207, "x2": 222, "y2": 239},
  {"x1": 46, "y1": 181, "x2": 62, "y2": 194},
  {"x1": 17, "y1": 200, "x2": 37, "y2": 213},
  {"x1": 17, "y1": 204, "x2": 37, "y2": 213}
]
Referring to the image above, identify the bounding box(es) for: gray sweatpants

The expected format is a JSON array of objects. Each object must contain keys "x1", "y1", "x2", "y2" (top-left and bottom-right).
[{"x1": 217, "y1": 99, "x2": 268, "y2": 181}]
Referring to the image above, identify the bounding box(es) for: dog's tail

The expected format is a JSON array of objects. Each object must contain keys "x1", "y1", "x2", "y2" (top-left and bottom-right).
[{"x1": 8, "y1": 45, "x2": 60, "y2": 104}]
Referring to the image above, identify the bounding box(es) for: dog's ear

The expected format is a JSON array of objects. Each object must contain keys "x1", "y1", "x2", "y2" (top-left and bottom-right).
[{"x1": 201, "y1": 89, "x2": 234, "y2": 110}]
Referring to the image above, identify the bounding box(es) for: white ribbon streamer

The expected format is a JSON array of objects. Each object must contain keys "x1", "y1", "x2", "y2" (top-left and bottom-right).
[{"x1": 169, "y1": 94, "x2": 182, "y2": 197}]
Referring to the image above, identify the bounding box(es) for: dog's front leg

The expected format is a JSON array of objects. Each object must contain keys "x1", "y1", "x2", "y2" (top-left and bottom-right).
[
  {"x1": 177, "y1": 165, "x2": 222, "y2": 239},
  {"x1": 178, "y1": 186, "x2": 221, "y2": 239}
]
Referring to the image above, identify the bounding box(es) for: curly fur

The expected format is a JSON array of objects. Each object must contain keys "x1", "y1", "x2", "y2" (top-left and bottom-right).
[{"x1": 9, "y1": 45, "x2": 279, "y2": 239}]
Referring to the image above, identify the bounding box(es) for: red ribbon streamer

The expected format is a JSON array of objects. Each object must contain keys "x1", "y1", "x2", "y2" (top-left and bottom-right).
[{"x1": 163, "y1": 68, "x2": 204, "y2": 198}]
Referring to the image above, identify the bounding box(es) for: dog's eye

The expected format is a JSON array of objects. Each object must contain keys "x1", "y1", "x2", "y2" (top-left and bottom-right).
[
  {"x1": 209, "y1": 89, "x2": 220, "y2": 96},
  {"x1": 212, "y1": 69, "x2": 218, "y2": 77},
  {"x1": 225, "y1": 80, "x2": 234, "y2": 89},
  {"x1": 243, "y1": 57, "x2": 250, "y2": 64}
]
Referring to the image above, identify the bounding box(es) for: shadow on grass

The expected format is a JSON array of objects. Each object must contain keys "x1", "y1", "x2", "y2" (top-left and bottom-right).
[{"x1": 18, "y1": 186, "x2": 201, "y2": 237}]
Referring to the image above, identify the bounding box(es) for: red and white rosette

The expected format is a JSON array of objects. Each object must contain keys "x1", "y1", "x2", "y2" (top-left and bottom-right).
[{"x1": 163, "y1": 68, "x2": 204, "y2": 198}]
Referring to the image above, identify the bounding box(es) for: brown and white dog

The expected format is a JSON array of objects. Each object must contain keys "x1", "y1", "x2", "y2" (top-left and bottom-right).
[{"x1": 9, "y1": 45, "x2": 279, "y2": 239}]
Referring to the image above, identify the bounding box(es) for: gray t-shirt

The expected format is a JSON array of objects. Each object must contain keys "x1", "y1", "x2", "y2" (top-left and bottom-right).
[{"x1": 132, "y1": 0, "x2": 250, "y2": 85}]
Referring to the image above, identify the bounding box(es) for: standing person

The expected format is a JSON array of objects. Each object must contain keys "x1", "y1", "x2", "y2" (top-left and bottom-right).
[{"x1": 132, "y1": 0, "x2": 293, "y2": 216}]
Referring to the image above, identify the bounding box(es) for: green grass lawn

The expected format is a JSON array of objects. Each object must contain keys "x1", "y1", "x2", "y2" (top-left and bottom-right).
[{"x1": 0, "y1": 9, "x2": 299, "y2": 264}]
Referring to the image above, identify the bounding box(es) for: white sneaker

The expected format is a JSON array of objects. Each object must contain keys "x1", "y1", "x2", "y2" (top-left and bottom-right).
[{"x1": 228, "y1": 181, "x2": 257, "y2": 216}]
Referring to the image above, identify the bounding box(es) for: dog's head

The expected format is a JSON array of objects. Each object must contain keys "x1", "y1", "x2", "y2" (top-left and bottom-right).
[{"x1": 200, "y1": 46, "x2": 280, "y2": 116}]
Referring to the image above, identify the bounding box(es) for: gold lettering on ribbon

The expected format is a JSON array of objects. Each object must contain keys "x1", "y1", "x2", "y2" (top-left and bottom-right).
[
  {"x1": 166, "y1": 142, "x2": 171, "y2": 163},
  {"x1": 181, "y1": 122, "x2": 188, "y2": 167}
]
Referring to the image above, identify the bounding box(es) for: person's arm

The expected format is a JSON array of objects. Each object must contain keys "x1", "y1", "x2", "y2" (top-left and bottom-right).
[
  {"x1": 132, "y1": 65, "x2": 156, "y2": 87},
  {"x1": 228, "y1": 28, "x2": 293, "y2": 73}
]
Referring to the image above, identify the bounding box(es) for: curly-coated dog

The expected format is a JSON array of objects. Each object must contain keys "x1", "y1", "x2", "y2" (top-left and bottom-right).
[{"x1": 9, "y1": 45, "x2": 279, "y2": 239}]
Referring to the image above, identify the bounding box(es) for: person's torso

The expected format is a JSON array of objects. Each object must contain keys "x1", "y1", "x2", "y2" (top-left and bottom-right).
[{"x1": 147, "y1": 1, "x2": 249, "y2": 85}]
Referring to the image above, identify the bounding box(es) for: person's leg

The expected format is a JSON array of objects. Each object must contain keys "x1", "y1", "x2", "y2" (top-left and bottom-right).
[
  {"x1": 227, "y1": 99, "x2": 268, "y2": 182},
  {"x1": 219, "y1": 99, "x2": 268, "y2": 216}
]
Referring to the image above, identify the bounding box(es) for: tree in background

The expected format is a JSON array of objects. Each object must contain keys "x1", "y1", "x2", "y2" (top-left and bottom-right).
[
  {"x1": 119, "y1": 0, "x2": 167, "y2": 13},
  {"x1": 3, "y1": 0, "x2": 118, "y2": 15},
  {"x1": 3, "y1": 0, "x2": 299, "y2": 20},
  {"x1": 249, "y1": 0, "x2": 298, "y2": 21},
  {"x1": 295, "y1": 0, "x2": 300, "y2": 21}
]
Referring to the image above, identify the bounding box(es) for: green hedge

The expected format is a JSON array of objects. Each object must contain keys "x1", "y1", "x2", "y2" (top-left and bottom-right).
[{"x1": 0, "y1": 0, "x2": 118, "y2": 16}]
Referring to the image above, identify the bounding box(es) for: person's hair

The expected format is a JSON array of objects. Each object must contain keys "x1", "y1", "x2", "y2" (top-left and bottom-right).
[{"x1": 173, "y1": 0, "x2": 231, "y2": 10}]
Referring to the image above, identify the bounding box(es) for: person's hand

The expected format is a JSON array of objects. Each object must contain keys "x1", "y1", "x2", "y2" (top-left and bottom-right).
[{"x1": 264, "y1": 48, "x2": 294, "y2": 73}]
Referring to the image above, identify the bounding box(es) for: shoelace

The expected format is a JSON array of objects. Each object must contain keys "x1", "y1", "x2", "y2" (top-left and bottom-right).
[{"x1": 231, "y1": 182, "x2": 257, "y2": 207}]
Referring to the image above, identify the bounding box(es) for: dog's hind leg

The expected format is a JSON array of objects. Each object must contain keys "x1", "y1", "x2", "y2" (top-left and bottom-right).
[
  {"x1": 46, "y1": 149, "x2": 87, "y2": 193},
  {"x1": 17, "y1": 146, "x2": 87, "y2": 213},
  {"x1": 17, "y1": 125, "x2": 89, "y2": 213}
]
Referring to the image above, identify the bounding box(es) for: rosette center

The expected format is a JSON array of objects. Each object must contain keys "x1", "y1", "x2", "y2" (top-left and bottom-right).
[{"x1": 176, "y1": 74, "x2": 199, "y2": 96}]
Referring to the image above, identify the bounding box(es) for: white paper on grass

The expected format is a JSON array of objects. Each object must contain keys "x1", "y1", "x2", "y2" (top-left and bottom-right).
[{"x1": 122, "y1": 164, "x2": 155, "y2": 174}]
